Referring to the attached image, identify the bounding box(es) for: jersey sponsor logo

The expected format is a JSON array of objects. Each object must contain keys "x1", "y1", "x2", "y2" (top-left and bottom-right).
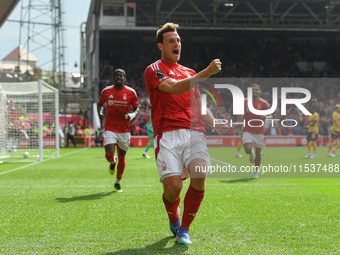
[
  {"x1": 169, "y1": 70, "x2": 175, "y2": 75},
  {"x1": 109, "y1": 95, "x2": 113, "y2": 98},
  {"x1": 162, "y1": 161, "x2": 167, "y2": 171},
  {"x1": 108, "y1": 100, "x2": 128, "y2": 106},
  {"x1": 155, "y1": 70, "x2": 165, "y2": 77}
]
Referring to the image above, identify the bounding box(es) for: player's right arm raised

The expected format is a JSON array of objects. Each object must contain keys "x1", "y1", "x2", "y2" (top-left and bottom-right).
[{"x1": 158, "y1": 59, "x2": 222, "y2": 95}]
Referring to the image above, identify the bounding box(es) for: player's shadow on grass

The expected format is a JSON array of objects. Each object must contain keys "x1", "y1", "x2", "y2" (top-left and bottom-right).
[
  {"x1": 132, "y1": 157, "x2": 154, "y2": 161},
  {"x1": 103, "y1": 236, "x2": 189, "y2": 255},
  {"x1": 220, "y1": 178, "x2": 256, "y2": 184},
  {"x1": 55, "y1": 191, "x2": 115, "y2": 202}
]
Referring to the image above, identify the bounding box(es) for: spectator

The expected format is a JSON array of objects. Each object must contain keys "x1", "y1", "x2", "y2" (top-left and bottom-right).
[
  {"x1": 67, "y1": 121, "x2": 76, "y2": 147},
  {"x1": 95, "y1": 128, "x2": 104, "y2": 147}
]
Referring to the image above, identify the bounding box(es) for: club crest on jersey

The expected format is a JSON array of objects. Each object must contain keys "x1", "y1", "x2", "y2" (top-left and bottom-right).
[
  {"x1": 108, "y1": 100, "x2": 114, "y2": 106},
  {"x1": 162, "y1": 161, "x2": 167, "y2": 171},
  {"x1": 155, "y1": 70, "x2": 165, "y2": 77},
  {"x1": 123, "y1": 94, "x2": 127, "y2": 100}
]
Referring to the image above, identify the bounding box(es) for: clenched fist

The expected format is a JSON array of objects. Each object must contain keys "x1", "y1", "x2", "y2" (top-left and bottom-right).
[{"x1": 206, "y1": 59, "x2": 222, "y2": 76}]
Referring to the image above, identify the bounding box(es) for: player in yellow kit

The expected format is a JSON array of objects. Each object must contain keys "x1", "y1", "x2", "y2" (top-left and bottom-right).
[
  {"x1": 235, "y1": 126, "x2": 244, "y2": 158},
  {"x1": 235, "y1": 141, "x2": 243, "y2": 157},
  {"x1": 327, "y1": 104, "x2": 340, "y2": 157},
  {"x1": 305, "y1": 106, "x2": 319, "y2": 159}
]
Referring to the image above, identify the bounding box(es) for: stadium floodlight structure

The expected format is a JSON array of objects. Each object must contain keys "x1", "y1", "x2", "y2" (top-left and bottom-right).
[
  {"x1": 0, "y1": 80, "x2": 59, "y2": 162},
  {"x1": 16, "y1": 0, "x2": 66, "y2": 89}
]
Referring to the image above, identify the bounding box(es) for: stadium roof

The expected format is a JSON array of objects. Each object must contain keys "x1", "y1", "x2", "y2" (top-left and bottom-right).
[
  {"x1": 0, "y1": 0, "x2": 20, "y2": 28},
  {"x1": 119, "y1": 0, "x2": 340, "y2": 31}
]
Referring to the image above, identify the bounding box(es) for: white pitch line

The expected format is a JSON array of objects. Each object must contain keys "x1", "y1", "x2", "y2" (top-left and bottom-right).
[
  {"x1": 0, "y1": 148, "x2": 88, "y2": 176},
  {"x1": 210, "y1": 157, "x2": 233, "y2": 166}
]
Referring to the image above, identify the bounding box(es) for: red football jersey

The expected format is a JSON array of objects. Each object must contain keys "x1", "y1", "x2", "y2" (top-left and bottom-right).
[
  {"x1": 144, "y1": 59, "x2": 205, "y2": 137},
  {"x1": 98, "y1": 85, "x2": 139, "y2": 133},
  {"x1": 243, "y1": 98, "x2": 269, "y2": 134}
]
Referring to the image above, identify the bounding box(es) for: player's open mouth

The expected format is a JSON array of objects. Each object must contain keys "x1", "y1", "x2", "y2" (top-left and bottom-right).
[{"x1": 172, "y1": 50, "x2": 179, "y2": 55}]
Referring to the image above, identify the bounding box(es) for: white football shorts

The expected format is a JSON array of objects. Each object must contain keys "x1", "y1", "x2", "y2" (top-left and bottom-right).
[
  {"x1": 242, "y1": 132, "x2": 265, "y2": 148},
  {"x1": 154, "y1": 129, "x2": 211, "y2": 182},
  {"x1": 103, "y1": 131, "x2": 130, "y2": 151}
]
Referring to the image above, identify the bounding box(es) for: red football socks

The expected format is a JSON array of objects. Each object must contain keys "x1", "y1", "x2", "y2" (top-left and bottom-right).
[
  {"x1": 162, "y1": 194, "x2": 181, "y2": 223},
  {"x1": 116, "y1": 155, "x2": 126, "y2": 180},
  {"x1": 181, "y1": 185, "x2": 205, "y2": 230}
]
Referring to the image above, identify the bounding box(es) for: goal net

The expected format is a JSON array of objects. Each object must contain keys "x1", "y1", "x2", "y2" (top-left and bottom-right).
[{"x1": 0, "y1": 80, "x2": 59, "y2": 162}]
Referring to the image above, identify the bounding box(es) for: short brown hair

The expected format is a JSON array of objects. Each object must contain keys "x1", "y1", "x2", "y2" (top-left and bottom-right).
[
  {"x1": 252, "y1": 84, "x2": 261, "y2": 90},
  {"x1": 156, "y1": 23, "x2": 179, "y2": 44}
]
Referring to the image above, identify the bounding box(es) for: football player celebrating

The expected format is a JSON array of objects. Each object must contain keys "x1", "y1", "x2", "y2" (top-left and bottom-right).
[
  {"x1": 237, "y1": 84, "x2": 269, "y2": 178},
  {"x1": 97, "y1": 69, "x2": 139, "y2": 192},
  {"x1": 144, "y1": 23, "x2": 228, "y2": 245}
]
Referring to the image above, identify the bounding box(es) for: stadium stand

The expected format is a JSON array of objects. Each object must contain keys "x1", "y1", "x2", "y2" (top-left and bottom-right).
[{"x1": 97, "y1": 30, "x2": 340, "y2": 136}]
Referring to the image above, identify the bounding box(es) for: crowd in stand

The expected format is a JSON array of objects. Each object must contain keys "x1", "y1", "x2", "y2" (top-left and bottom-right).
[{"x1": 98, "y1": 32, "x2": 340, "y2": 137}]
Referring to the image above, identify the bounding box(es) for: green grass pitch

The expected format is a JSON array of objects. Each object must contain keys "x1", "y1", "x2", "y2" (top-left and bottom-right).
[{"x1": 0, "y1": 146, "x2": 339, "y2": 254}]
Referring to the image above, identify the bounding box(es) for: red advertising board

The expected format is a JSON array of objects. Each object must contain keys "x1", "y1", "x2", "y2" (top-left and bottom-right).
[
  {"x1": 85, "y1": 136, "x2": 152, "y2": 147},
  {"x1": 43, "y1": 137, "x2": 56, "y2": 147},
  {"x1": 19, "y1": 137, "x2": 56, "y2": 148},
  {"x1": 84, "y1": 135, "x2": 328, "y2": 148},
  {"x1": 205, "y1": 136, "x2": 325, "y2": 147}
]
